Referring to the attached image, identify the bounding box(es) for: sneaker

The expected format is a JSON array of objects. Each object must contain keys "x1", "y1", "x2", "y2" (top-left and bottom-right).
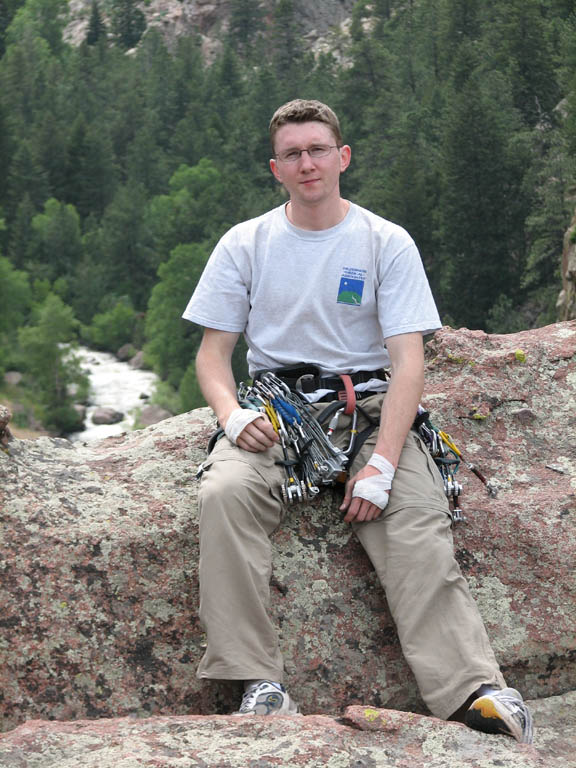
[
  {"x1": 465, "y1": 687, "x2": 533, "y2": 743},
  {"x1": 234, "y1": 681, "x2": 299, "y2": 716}
]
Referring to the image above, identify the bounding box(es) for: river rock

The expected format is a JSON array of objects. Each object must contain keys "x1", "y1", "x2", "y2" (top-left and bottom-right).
[
  {"x1": 3, "y1": 370, "x2": 23, "y2": 386},
  {"x1": 139, "y1": 403, "x2": 172, "y2": 426},
  {"x1": 116, "y1": 343, "x2": 137, "y2": 361},
  {"x1": 129, "y1": 350, "x2": 145, "y2": 369},
  {"x1": 0, "y1": 322, "x2": 575, "y2": 741},
  {"x1": 91, "y1": 406, "x2": 124, "y2": 424}
]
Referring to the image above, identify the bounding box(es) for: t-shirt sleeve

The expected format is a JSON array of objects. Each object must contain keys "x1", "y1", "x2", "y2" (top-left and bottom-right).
[
  {"x1": 376, "y1": 240, "x2": 442, "y2": 340},
  {"x1": 181, "y1": 232, "x2": 250, "y2": 332}
]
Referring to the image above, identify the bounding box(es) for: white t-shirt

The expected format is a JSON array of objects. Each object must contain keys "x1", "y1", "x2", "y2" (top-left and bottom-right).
[{"x1": 182, "y1": 202, "x2": 441, "y2": 377}]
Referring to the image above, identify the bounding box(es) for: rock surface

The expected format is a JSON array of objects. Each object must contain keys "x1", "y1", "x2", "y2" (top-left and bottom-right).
[
  {"x1": 91, "y1": 406, "x2": 125, "y2": 424},
  {"x1": 559, "y1": 208, "x2": 576, "y2": 320},
  {"x1": 63, "y1": 0, "x2": 358, "y2": 59},
  {"x1": 138, "y1": 403, "x2": 173, "y2": 426},
  {"x1": 1, "y1": 692, "x2": 574, "y2": 767},
  {"x1": 1, "y1": 323, "x2": 575, "y2": 752}
]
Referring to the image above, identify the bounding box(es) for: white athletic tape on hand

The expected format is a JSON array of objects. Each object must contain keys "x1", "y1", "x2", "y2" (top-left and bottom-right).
[
  {"x1": 366, "y1": 453, "x2": 395, "y2": 483},
  {"x1": 224, "y1": 408, "x2": 264, "y2": 445},
  {"x1": 352, "y1": 453, "x2": 396, "y2": 510}
]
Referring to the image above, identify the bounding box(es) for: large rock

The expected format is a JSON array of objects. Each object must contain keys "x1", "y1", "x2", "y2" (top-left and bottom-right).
[
  {"x1": 91, "y1": 406, "x2": 124, "y2": 425},
  {"x1": 0, "y1": 692, "x2": 574, "y2": 767},
  {"x1": 558, "y1": 208, "x2": 576, "y2": 320},
  {"x1": 0, "y1": 322, "x2": 575, "y2": 738}
]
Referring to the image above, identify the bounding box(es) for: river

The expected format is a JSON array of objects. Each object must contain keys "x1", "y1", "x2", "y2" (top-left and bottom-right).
[{"x1": 68, "y1": 347, "x2": 158, "y2": 442}]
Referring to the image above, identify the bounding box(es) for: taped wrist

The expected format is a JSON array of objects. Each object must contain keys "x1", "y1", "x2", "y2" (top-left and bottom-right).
[
  {"x1": 224, "y1": 408, "x2": 263, "y2": 445},
  {"x1": 366, "y1": 453, "x2": 395, "y2": 486},
  {"x1": 352, "y1": 453, "x2": 396, "y2": 510}
]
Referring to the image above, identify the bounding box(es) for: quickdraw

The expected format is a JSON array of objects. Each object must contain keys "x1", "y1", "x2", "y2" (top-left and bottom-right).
[{"x1": 237, "y1": 372, "x2": 349, "y2": 504}]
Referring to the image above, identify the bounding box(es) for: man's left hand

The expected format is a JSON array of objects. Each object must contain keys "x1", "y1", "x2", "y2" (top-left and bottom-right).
[{"x1": 339, "y1": 465, "x2": 388, "y2": 524}]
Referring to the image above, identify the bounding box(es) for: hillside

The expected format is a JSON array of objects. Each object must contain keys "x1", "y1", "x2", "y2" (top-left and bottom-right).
[
  {"x1": 1, "y1": 0, "x2": 576, "y2": 434},
  {"x1": 64, "y1": 0, "x2": 359, "y2": 58}
]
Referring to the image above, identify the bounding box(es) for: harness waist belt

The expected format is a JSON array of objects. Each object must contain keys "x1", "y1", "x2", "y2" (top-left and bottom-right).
[{"x1": 254, "y1": 364, "x2": 388, "y2": 394}]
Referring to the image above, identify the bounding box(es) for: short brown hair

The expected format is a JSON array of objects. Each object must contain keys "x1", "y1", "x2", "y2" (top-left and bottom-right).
[{"x1": 269, "y1": 99, "x2": 343, "y2": 149}]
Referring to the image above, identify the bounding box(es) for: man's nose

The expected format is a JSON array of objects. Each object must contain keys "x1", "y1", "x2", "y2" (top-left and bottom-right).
[{"x1": 298, "y1": 149, "x2": 316, "y2": 167}]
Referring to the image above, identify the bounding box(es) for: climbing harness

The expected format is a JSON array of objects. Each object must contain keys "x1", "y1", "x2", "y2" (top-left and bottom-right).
[{"x1": 201, "y1": 369, "x2": 493, "y2": 522}]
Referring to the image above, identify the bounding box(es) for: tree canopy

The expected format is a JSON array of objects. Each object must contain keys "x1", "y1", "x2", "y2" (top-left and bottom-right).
[{"x1": 1, "y1": 0, "x2": 574, "y2": 430}]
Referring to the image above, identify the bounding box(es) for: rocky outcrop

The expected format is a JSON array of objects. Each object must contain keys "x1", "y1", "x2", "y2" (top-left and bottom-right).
[
  {"x1": 64, "y1": 0, "x2": 358, "y2": 58},
  {"x1": 1, "y1": 693, "x2": 574, "y2": 767},
  {"x1": 558, "y1": 209, "x2": 576, "y2": 321},
  {"x1": 1, "y1": 323, "x2": 575, "y2": 756}
]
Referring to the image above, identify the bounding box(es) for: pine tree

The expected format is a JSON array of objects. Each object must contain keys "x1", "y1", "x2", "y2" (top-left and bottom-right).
[
  {"x1": 110, "y1": 0, "x2": 146, "y2": 50},
  {"x1": 227, "y1": 0, "x2": 265, "y2": 58},
  {"x1": 86, "y1": 0, "x2": 107, "y2": 46}
]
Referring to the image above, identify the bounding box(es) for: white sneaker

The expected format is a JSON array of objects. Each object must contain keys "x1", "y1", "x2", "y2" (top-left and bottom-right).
[
  {"x1": 234, "y1": 681, "x2": 299, "y2": 716},
  {"x1": 465, "y1": 687, "x2": 534, "y2": 743}
]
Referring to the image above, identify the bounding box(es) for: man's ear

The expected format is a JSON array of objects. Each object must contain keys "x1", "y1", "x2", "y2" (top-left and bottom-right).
[
  {"x1": 340, "y1": 144, "x2": 352, "y2": 172},
  {"x1": 270, "y1": 158, "x2": 283, "y2": 183}
]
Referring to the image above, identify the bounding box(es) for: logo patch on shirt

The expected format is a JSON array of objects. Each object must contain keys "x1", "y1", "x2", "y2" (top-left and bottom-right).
[{"x1": 337, "y1": 267, "x2": 366, "y2": 306}]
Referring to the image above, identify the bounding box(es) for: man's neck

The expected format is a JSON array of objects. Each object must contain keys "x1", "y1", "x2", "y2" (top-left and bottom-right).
[{"x1": 286, "y1": 198, "x2": 350, "y2": 231}]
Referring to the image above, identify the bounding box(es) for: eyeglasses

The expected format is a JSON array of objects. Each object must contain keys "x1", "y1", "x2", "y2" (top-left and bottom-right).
[{"x1": 275, "y1": 145, "x2": 340, "y2": 163}]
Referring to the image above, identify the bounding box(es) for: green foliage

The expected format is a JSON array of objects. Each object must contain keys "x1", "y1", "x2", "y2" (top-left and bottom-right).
[
  {"x1": 178, "y1": 361, "x2": 205, "y2": 411},
  {"x1": 147, "y1": 159, "x2": 232, "y2": 258},
  {"x1": 110, "y1": 0, "x2": 146, "y2": 49},
  {"x1": 84, "y1": 297, "x2": 139, "y2": 352},
  {"x1": 0, "y1": 255, "x2": 31, "y2": 373},
  {"x1": 0, "y1": 0, "x2": 575, "y2": 428},
  {"x1": 27, "y1": 198, "x2": 82, "y2": 281},
  {"x1": 17, "y1": 293, "x2": 87, "y2": 433},
  {"x1": 144, "y1": 242, "x2": 208, "y2": 386},
  {"x1": 6, "y1": 0, "x2": 68, "y2": 55},
  {"x1": 86, "y1": 0, "x2": 107, "y2": 46},
  {"x1": 227, "y1": 0, "x2": 265, "y2": 57}
]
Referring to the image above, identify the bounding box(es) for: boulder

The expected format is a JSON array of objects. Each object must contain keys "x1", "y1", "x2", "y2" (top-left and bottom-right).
[
  {"x1": 116, "y1": 343, "x2": 137, "y2": 362},
  {"x1": 0, "y1": 692, "x2": 573, "y2": 767},
  {"x1": 0, "y1": 322, "x2": 575, "y2": 740},
  {"x1": 91, "y1": 406, "x2": 124, "y2": 425},
  {"x1": 558, "y1": 208, "x2": 576, "y2": 320},
  {"x1": 138, "y1": 404, "x2": 172, "y2": 426},
  {"x1": 128, "y1": 350, "x2": 145, "y2": 369}
]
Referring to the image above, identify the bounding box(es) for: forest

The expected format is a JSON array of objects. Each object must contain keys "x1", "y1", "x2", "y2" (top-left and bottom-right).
[{"x1": 1, "y1": 0, "x2": 575, "y2": 434}]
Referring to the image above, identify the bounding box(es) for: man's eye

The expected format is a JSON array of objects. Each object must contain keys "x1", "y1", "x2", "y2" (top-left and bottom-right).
[{"x1": 284, "y1": 150, "x2": 300, "y2": 161}]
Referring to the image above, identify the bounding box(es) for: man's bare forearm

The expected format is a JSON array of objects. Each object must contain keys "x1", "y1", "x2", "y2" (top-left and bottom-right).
[
  {"x1": 373, "y1": 333, "x2": 424, "y2": 467},
  {"x1": 196, "y1": 328, "x2": 278, "y2": 451},
  {"x1": 196, "y1": 329, "x2": 241, "y2": 428}
]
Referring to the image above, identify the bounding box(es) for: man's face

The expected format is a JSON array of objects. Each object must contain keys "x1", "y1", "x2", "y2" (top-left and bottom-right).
[{"x1": 269, "y1": 121, "x2": 351, "y2": 208}]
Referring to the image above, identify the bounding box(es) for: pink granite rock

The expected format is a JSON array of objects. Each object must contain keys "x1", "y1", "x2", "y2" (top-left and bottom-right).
[
  {"x1": 0, "y1": 322, "x2": 575, "y2": 735},
  {"x1": 0, "y1": 693, "x2": 573, "y2": 767}
]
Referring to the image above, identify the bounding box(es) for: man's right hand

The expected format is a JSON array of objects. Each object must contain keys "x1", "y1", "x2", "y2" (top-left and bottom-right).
[
  {"x1": 222, "y1": 408, "x2": 279, "y2": 452},
  {"x1": 236, "y1": 416, "x2": 279, "y2": 452}
]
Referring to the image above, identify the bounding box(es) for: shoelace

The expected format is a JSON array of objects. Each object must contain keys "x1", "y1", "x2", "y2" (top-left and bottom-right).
[
  {"x1": 493, "y1": 691, "x2": 533, "y2": 741},
  {"x1": 238, "y1": 684, "x2": 268, "y2": 713},
  {"x1": 495, "y1": 692, "x2": 528, "y2": 719}
]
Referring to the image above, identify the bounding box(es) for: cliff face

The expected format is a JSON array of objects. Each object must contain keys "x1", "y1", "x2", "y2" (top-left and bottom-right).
[
  {"x1": 64, "y1": 0, "x2": 358, "y2": 58},
  {"x1": 1, "y1": 322, "x2": 575, "y2": 753}
]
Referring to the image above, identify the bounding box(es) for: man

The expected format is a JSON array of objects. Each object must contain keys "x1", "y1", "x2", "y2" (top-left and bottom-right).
[{"x1": 182, "y1": 99, "x2": 533, "y2": 742}]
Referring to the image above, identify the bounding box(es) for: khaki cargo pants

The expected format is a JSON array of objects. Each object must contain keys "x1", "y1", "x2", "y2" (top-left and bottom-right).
[{"x1": 195, "y1": 394, "x2": 505, "y2": 719}]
